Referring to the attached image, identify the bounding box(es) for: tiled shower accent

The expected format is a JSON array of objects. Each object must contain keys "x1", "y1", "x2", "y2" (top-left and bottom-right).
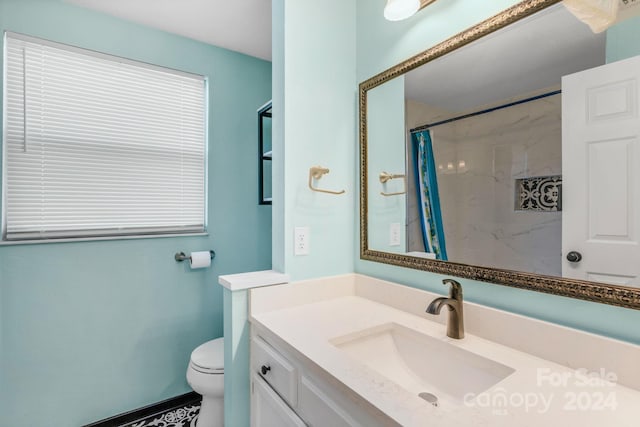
[{"x1": 515, "y1": 175, "x2": 562, "y2": 211}]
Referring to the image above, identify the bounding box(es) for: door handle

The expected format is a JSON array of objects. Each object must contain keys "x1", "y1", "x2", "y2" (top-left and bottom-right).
[{"x1": 566, "y1": 251, "x2": 582, "y2": 263}]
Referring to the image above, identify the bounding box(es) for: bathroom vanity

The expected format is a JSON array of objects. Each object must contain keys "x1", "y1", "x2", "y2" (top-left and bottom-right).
[
  {"x1": 245, "y1": 1, "x2": 640, "y2": 425},
  {"x1": 248, "y1": 275, "x2": 640, "y2": 427},
  {"x1": 250, "y1": 324, "x2": 387, "y2": 427}
]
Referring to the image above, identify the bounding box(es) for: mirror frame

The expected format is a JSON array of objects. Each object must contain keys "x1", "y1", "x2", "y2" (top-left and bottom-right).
[{"x1": 359, "y1": 0, "x2": 640, "y2": 310}]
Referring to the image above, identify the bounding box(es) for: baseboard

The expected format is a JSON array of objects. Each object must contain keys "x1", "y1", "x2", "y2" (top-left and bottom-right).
[{"x1": 83, "y1": 391, "x2": 201, "y2": 427}]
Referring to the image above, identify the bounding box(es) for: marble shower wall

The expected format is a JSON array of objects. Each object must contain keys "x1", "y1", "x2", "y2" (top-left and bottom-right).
[{"x1": 406, "y1": 91, "x2": 562, "y2": 276}]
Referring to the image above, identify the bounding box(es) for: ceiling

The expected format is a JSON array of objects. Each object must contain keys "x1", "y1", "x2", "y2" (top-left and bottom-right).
[
  {"x1": 405, "y1": 4, "x2": 606, "y2": 113},
  {"x1": 66, "y1": 0, "x2": 272, "y2": 61}
]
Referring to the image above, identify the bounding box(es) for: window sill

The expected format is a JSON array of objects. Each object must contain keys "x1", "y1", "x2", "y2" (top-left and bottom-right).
[{"x1": 0, "y1": 232, "x2": 209, "y2": 246}]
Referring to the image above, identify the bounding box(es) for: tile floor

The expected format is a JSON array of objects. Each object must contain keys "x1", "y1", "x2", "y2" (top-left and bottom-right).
[{"x1": 121, "y1": 403, "x2": 200, "y2": 427}]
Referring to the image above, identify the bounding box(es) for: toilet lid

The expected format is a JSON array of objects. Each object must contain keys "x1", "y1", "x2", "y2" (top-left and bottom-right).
[{"x1": 190, "y1": 337, "x2": 224, "y2": 373}]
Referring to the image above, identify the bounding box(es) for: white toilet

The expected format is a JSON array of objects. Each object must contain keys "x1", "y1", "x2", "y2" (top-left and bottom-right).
[{"x1": 186, "y1": 337, "x2": 224, "y2": 427}]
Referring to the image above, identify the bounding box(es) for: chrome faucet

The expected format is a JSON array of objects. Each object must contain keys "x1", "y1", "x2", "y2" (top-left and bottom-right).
[{"x1": 426, "y1": 279, "x2": 465, "y2": 339}]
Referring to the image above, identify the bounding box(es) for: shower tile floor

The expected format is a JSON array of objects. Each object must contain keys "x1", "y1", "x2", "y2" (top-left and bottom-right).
[{"x1": 120, "y1": 403, "x2": 200, "y2": 427}]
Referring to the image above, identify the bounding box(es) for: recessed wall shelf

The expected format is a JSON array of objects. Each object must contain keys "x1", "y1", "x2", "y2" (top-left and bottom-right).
[{"x1": 258, "y1": 101, "x2": 272, "y2": 205}]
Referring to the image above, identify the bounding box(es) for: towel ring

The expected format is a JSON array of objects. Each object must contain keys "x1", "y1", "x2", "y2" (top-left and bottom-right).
[
  {"x1": 379, "y1": 172, "x2": 406, "y2": 196},
  {"x1": 309, "y1": 166, "x2": 345, "y2": 195}
]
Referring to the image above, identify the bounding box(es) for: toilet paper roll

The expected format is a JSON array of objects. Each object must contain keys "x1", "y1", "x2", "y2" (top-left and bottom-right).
[{"x1": 189, "y1": 251, "x2": 211, "y2": 269}]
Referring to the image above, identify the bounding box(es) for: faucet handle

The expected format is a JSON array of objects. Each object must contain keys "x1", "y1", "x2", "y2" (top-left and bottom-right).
[{"x1": 442, "y1": 279, "x2": 463, "y2": 299}]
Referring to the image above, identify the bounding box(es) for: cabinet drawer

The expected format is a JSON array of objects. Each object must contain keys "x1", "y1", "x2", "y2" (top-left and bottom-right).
[{"x1": 251, "y1": 336, "x2": 298, "y2": 407}]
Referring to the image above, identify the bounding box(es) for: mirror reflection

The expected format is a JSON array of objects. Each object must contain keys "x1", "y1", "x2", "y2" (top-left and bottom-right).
[{"x1": 367, "y1": 3, "x2": 640, "y2": 286}]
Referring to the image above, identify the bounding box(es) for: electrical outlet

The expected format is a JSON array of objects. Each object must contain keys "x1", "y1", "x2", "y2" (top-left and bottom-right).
[
  {"x1": 294, "y1": 226, "x2": 310, "y2": 256},
  {"x1": 389, "y1": 223, "x2": 401, "y2": 246}
]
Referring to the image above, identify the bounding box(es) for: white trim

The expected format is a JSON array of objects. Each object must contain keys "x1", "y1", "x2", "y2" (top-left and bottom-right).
[
  {"x1": 4, "y1": 31, "x2": 205, "y2": 81},
  {"x1": 0, "y1": 232, "x2": 209, "y2": 246},
  {"x1": 2, "y1": 32, "x2": 9, "y2": 246},
  {"x1": 2, "y1": 32, "x2": 207, "y2": 241}
]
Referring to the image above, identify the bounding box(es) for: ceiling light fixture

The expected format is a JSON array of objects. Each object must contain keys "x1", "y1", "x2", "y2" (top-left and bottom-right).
[{"x1": 384, "y1": 0, "x2": 438, "y2": 21}]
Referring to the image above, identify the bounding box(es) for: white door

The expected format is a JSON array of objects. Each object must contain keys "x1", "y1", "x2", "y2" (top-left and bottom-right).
[
  {"x1": 251, "y1": 373, "x2": 306, "y2": 427},
  {"x1": 562, "y1": 55, "x2": 640, "y2": 287}
]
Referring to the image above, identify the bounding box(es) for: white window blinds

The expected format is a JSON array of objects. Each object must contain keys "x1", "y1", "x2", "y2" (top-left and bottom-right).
[{"x1": 3, "y1": 33, "x2": 207, "y2": 241}]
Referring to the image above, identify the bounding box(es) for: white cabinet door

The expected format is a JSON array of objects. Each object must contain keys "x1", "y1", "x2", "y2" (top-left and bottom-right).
[
  {"x1": 298, "y1": 376, "x2": 359, "y2": 427},
  {"x1": 251, "y1": 372, "x2": 306, "y2": 427},
  {"x1": 562, "y1": 55, "x2": 640, "y2": 286}
]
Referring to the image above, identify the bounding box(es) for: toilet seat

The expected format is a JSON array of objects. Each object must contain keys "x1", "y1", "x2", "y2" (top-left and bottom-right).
[{"x1": 190, "y1": 337, "x2": 224, "y2": 374}]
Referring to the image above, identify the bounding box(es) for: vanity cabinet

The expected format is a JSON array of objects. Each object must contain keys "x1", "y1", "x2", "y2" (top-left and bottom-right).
[
  {"x1": 251, "y1": 373, "x2": 305, "y2": 427},
  {"x1": 250, "y1": 328, "x2": 386, "y2": 427}
]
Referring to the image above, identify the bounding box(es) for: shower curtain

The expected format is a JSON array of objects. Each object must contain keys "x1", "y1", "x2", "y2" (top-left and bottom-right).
[{"x1": 412, "y1": 130, "x2": 448, "y2": 261}]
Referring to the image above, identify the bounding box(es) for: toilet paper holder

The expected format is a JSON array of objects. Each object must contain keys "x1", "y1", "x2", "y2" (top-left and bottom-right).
[{"x1": 174, "y1": 250, "x2": 216, "y2": 262}]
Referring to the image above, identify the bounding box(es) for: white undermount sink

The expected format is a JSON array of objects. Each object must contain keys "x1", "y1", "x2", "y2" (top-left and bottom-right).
[{"x1": 330, "y1": 323, "x2": 515, "y2": 404}]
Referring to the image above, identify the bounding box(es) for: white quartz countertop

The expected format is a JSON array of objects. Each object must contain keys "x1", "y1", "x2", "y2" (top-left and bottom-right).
[
  {"x1": 251, "y1": 294, "x2": 640, "y2": 427},
  {"x1": 218, "y1": 270, "x2": 289, "y2": 291}
]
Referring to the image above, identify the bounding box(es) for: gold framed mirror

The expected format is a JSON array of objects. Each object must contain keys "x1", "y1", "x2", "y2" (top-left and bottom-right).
[{"x1": 359, "y1": 0, "x2": 640, "y2": 310}]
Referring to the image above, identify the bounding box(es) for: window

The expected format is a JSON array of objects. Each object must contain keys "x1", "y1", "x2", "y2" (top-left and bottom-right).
[{"x1": 2, "y1": 33, "x2": 207, "y2": 241}]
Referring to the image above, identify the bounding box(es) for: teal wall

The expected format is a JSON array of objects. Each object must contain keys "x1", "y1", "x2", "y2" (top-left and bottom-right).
[
  {"x1": 0, "y1": 1, "x2": 272, "y2": 426},
  {"x1": 356, "y1": 0, "x2": 525, "y2": 81},
  {"x1": 271, "y1": 0, "x2": 285, "y2": 273},
  {"x1": 367, "y1": 76, "x2": 407, "y2": 253},
  {"x1": 354, "y1": 0, "x2": 640, "y2": 346},
  {"x1": 606, "y1": 16, "x2": 640, "y2": 63},
  {"x1": 222, "y1": 287, "x2": 251, "y2": 427},
  {"x1": 272, "y1": 0, "x2": 356, "y2": 280}
]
